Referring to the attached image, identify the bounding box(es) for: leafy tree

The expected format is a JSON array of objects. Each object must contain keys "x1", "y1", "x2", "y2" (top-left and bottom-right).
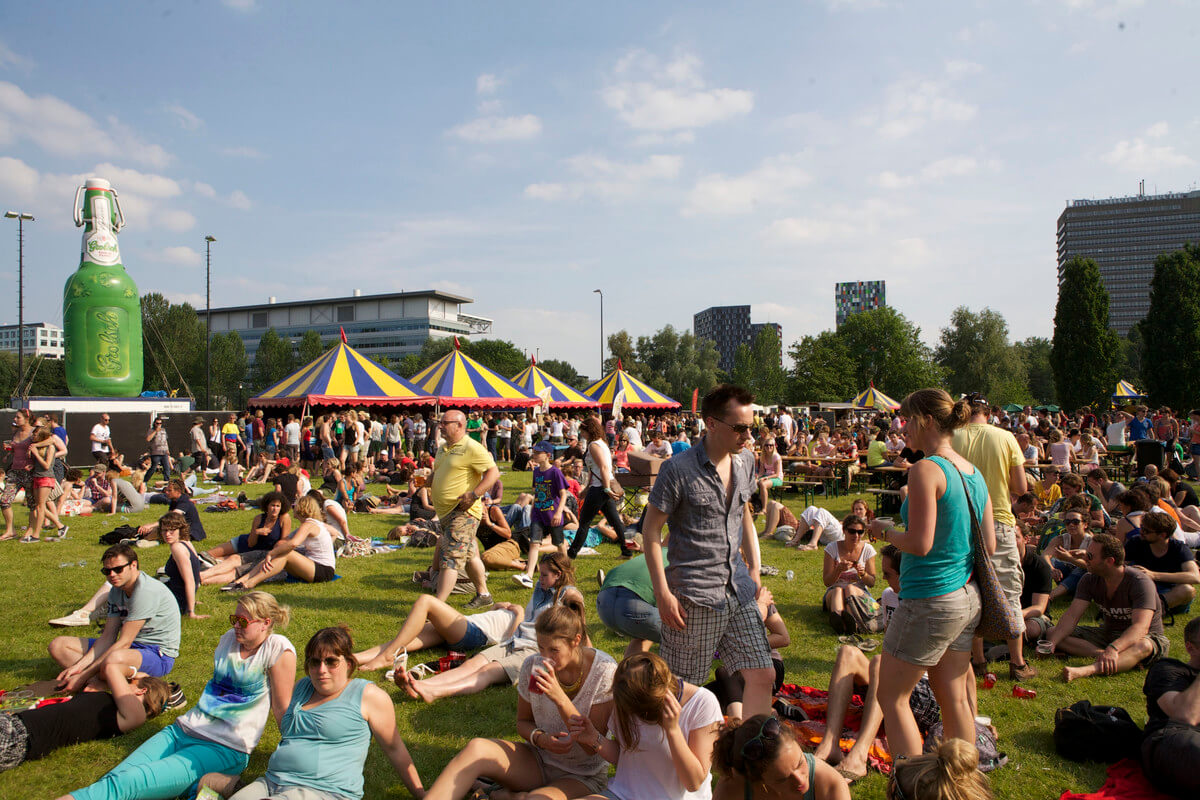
[
  {"x1": 788, "y1": 331, "x2": 857, "y2": 402},
  {"x1": 297, "y1": 329, "x2": 325, "y2": 364},
  {"x1": 749, "y1": 326, "x2": 788, "y2": 404},
  {"x1": 397, "y1": 353, "x2": 425, "y2": 379},
  {"x1": 632, "y1": 325, "x2": 720, "y2": 402},
  {"x1": 209, "y1": 331, "x2": 248, "y2": 408},
  {"x1": 251, "y1": 328, "x2": 295, "y2": 391},
  {"x1": 10, "y1": 355, "x2": 68, "y2": 397},
  {"x1": 730, "y1": 344, "x2": 755, "y2": 391},
  {"x1": 466, "y1": 339, "x2": 528, "y2": 378},
  {"x1": 1013, "y1": 337, "x2": 1056, "y2": 405},
  {"x1": 837, "y1": 307, "x2": 943, "y2": 398},
  {"x1": 141, "y1": 293, "x2": 206, "y2": 396},
  {"x1": 935, "y1": 307, "x2": 1029, "y2": 404},
  {"x1": 537, "y1": 358, "x2": 586, "y2": 387},
  {"x1": 1051, "y1": 256, "x2": 1121, "y2": 410},
  {"x1": 371, "y1": 354, "x2": 393, "y2": 370},
  {"x1": 604, "y1": 331, "x2": 641, "y2": 378},
  {"x1": 1120, "y1": 324, "x2": 1144, "y2": 388},
  {"x1": 1140, "y1": 245, "x2": 1200, "y2": 410}
]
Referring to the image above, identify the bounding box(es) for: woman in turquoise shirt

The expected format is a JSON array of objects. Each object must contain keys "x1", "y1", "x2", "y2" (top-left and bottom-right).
[
  {"x1": 868, "y1": 388, "x2": 996, "y2": 759},
  {"x1": 230, "y1": 627, "x2": 425, "y2": 800}
]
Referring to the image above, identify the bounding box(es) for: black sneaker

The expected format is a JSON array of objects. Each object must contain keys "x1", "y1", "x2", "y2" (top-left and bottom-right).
[
  {"x1": 465, "y1": 593, "x2": 494, "y2": 610},
  {"x1": 166, "y1": 682, "x2": 187, "y2": 711}
]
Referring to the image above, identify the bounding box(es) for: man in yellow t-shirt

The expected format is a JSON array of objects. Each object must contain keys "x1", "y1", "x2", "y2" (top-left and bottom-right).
[
  {"x1": 953, "y1": 398, "x2": 1033, "y2": 680},
  {"x1": 431, "y1": 409, "x2": 500, "y2": 607},
  {"x1": 220, "y1": 413, "x2": 244, "y2": 462}
]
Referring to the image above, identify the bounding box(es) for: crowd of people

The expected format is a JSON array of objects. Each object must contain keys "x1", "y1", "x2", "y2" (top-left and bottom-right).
[{"x1": 6, "y1": 389, "x2": 1200, "y2": 799}]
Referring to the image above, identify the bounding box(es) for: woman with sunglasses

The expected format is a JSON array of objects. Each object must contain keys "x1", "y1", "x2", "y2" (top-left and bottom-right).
[
  {"x1": 712, "y1": 715, "x2": 849, "y2": 800},
  {"x1": 821, "y1": 513, "x2": 878, "y2": 633},
  {"x1": 229, "y1": 626, "x2": 425, "y2": 800},
  {"x1": 755, "y1": 437, "x2": 784, "y2": 512},
  {"x1": 1046, "y1": 508, "x2": 1092, "y2": 603},
  {"x1": 867, "y1": 389, "x2": 993, "y2": 760},
  {"x1": 58, "y1": 592, "x2": 296, "y2": 800},
  {"x1": 885, "y1": 739, "x2": 992, "y2": 800}
]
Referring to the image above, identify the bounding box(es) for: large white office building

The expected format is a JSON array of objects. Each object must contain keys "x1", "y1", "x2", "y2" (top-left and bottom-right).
[
  {"x1": 200, "y1": 289, "x2": 493, "y2": 365},
  {"x1": 0, "y1": 322, "x2": 65, "y2": 359}
]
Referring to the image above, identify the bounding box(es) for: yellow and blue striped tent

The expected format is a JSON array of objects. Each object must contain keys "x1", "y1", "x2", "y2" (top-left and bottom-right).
[
  {"x1": 1113, "y1": 380, "x2": 1146, "y2": 402},
  {"x1": 850, "y1": 385, "x2": 900, "y2": 411},
  {"x1": 583, "y1": 362, "x2": 680, "y2": 409},
  {"x1": 511, "y1": 361, "x2": 598, "y2": 409},
  {"x1": 408, "y1": 346, "x2": 540, "y2": 409},
  {"x1": 250, "y1": 340, "x2": 432, "y2": 408}
]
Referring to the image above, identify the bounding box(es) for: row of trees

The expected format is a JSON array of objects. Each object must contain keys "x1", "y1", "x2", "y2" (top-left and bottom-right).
[{"x1": 1053, "y1": 246, "x2": 1200, "y2": 412}]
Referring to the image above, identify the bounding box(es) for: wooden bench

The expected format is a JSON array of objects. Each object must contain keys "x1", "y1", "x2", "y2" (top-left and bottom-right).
[
  {"x1": 866, "y1": 487, "x2": 903, "y2": 514},
  {"x1": 771, "y1": 479, "x2": 819, "y2": 506}
]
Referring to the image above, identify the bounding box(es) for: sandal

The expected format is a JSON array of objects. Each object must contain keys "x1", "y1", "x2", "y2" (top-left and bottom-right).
[
  {"x1": 836, "y1": 766, "x2": 865, "y2": 785},
  {"x1": 19, "y1": 534, "x2": 39, "y2": 543},
  {"x1": 220, "y1": 581, "x2": 247, "y2": 593},
  {"x1": 407, "y1": 662, "x2": 436, "y2": 681},
  {"x1": 383, "y1": 648, "x2": 409, "y2": 682}
]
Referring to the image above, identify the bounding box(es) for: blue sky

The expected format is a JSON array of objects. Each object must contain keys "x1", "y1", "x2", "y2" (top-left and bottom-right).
[{"x1": 1, "y1": 1, "x2": 1197, "y2": 380}]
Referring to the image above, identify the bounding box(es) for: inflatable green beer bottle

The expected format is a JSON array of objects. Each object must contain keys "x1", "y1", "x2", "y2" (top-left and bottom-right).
[{"x1": 63, "y1": 178, "x2": 143, "y2": 397}]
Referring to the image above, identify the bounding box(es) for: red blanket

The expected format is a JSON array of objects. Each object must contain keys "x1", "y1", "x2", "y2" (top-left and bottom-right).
[{"x1": 1058, "y1": 759, "x2": 1174, "y2": 800}]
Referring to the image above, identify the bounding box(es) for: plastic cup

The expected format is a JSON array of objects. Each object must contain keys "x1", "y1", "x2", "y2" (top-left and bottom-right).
[{"x1": 1036, "y1": 639, "x2": 1054, "y2": 656}]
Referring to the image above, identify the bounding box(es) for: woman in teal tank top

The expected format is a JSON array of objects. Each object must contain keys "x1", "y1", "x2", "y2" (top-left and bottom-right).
[
  {"x1": 230, "y1": 627, "x2": 425, "y2": 800},
  {"x1": 868, "y1": 389, "x2": 997, "y2": 763}
]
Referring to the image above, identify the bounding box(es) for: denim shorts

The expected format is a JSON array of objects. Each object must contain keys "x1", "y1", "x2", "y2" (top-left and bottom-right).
[
  {"x1": 597, "y1": 586, "x2": 661, "y2": 643},
  {"x1": 448, "y1": 621, "x2": 488, "y2": 651},
  {"x1": 87, "y1": 638, "x2": 176, "y2": 677}
]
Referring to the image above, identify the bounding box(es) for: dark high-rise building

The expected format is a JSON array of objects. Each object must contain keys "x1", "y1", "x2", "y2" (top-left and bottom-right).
[
  {"x1": 693, "y1": 306, "x2": 782, "y2": 374},
  {"x1": 1057, "y1": 189, "x2": 1200, "y2": 336},
  {"x1": 835, "y1": 280, "x2": 886, "y2": 328}
]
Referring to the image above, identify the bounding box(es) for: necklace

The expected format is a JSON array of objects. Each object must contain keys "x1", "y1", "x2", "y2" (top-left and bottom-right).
[{"x1": 557, "y1": 664, "x2": 585, "y2": 695}]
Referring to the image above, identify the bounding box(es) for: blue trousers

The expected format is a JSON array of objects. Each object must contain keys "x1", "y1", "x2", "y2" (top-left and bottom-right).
[{"x1": 70, "y1": 723, "x2": 249, "y2": 800}]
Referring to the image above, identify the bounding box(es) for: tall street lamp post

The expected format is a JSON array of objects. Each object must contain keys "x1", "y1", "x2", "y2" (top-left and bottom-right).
[
  {"x1": 4, "y1": 211, "x2": 34, "y2": 397},
  {"x1": 205, "y1": 235, "x2": 216, "y2": 408},
  {"x1": 593, "y1": 288, "x2": 604, "y2": 378}
]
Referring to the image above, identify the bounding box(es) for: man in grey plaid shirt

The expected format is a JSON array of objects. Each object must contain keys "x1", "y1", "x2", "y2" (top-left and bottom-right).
[{"x1": 644, "y1": 383, "x2": 775, "y2": 717}]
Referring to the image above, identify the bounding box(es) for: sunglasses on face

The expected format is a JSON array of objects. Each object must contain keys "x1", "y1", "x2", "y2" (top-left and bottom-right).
[
  {"x1": 712, "y1": 417, "x2": 753, "y2": 436},
  {"x1": 740, "y1": 715, "x2": 781, "y2": 762},
  {"x1": 100, "y1": 561, "x2": 132, "y2": 576},
  {"x1": 844, "y1": 527, "x2": 865, "y2": 535},
  {"x1": 229, "y1": 614, "x2": 261, "y2": 629},
  {"x1": 307, "y1": 655, "x2": 343, "y2": 670}
]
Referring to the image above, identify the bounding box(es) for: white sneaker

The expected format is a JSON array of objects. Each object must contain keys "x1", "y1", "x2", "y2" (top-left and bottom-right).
[
  {"x1": 576, "y1": 547, "x2": 599, "y2": 556},
  {"x1": 49, "y1": 609, "x2": 92, "y2": 627},
  {"x1": 512, "y1": 573, "x2": 535, "y2": 588}
]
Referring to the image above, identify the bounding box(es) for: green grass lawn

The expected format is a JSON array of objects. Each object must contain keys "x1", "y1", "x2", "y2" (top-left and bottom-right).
[{"x1": 0, "y1": 469, "x2": 1170, "y2": 799}]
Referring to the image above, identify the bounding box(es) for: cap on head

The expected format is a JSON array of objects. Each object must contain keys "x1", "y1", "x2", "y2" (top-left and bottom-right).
[{"x1": 533, "y1": 440, "x2": 555, "y2": 454}]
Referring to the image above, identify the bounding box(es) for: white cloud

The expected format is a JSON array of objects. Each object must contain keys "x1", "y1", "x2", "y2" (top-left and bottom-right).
[
  {"x1": 227, "y1": 189, "x2": 252, "y2": 210},
  {"x1": 221, "y1": 0, "x2": 258, "y2": 11},
  {"x1": 192, "y1": 181, "x2": 217, "y2": 198},
  {"x1": 524, "y1": 183, "x2": 567, "y2": 201},
  {"x1": 156, "y1": 209, "x2": 197, "y2": 233},
  {"x1": 149, "y1": 246, "x2": 203, "y2": 267},
  {"x1": 1057, "y1": 0, "x2": 1146, "y2": 19},
  {"x1": 684, "y1": 154, "x2": 812, "y2": 216},
  {"x1": 525, "y1": 154, "x2": 682, "y2": 201},
  {"x1": 448, "y1": 113, "x2": 542, "y2": 142},
  {"x1": 476, "y1": 73, "x2": 503, "y2": 95},
  {"x1": 631, "y1": 131, "x2": 696, "y2": 147},
  {"x1": 0, "y1": 41, "x2": 32, "y2": 70},
  {"x1": 875, "y1": 170, "x2": 916, "y2": 189},
  {"x1": 893, "y1": 237, "x2": 932, "y2": 266},
  {"x1": 764, "y1": 217, "x2": 856, "y2": 243},
  {"x1": 476, "y1": 99, "x2": 503, "y2": 115},
  {"x1": 219, "y1": 145, "x2": 265, "y2": 158},
  {"x1": 868, "y1": 77, "x2": 978, "y2": 138},
  {"x1": 0, "y1": 82, "x2": 172, "y2": 168},
  {"x1": 165, "y1": 103, "x2": 203, "y2": 130},
  {"x1": 944, "y1": 59, "x2": 982, "y2": 79},
  {"x1": 164, "y1": 291, "x2": 206, "y2": 307},
  {"x1": 764, "y1": 197, "x2": 911, "y2": 245},
  {"x1": 603, "y1": 50, "x2": 753, "y2": 131},
  {"x1": 90, "y1": 162, "x2": 182, "y2": 198},
  {"x1": 1102, "y1": 123, "x2": 1195, "y2": 171},
  {"x1": 920, "y1": 155, "x2": 978, "y2": 180}
]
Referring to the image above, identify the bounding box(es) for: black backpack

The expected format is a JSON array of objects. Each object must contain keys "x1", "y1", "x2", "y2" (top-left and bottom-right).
[
  {"x1": 1053, "y1": 700, "x2": 1143, "y2": 763},
  {"x1": 98, "y1": 525, "x2": 139, "y2": 545}
]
